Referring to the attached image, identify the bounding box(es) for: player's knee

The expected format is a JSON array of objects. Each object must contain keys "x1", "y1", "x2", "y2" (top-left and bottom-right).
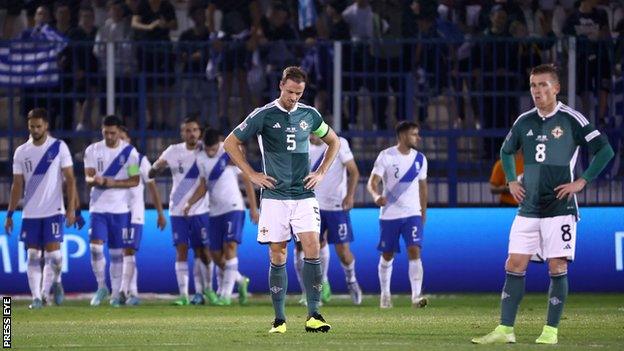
[
  {"x1": 381, "y1": 252, "x2": 394, "y2": 261},
  {"x1": 123, "y1": 248, "x2": 135, "y2": 256},
  {"x1": 548, "y1": 259, "x2": 568, "y2": 275},
  {"x1": 269, "y1": 246, "x2": 287, "y2": 265},
  {"x1": 505, "y1": 255, "x2": 529, "y2": 273},
  {"x1": 45, "y1": 242, "x2": 60, "y2": 252},
  {"x1": 407, "y1": 246, "x2": 421, "y2": 260}
]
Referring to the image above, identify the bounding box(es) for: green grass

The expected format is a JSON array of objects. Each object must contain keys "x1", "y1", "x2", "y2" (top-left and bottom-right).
[{"x1": 11, "y1": 294, "x2": 624, "y2": 350}]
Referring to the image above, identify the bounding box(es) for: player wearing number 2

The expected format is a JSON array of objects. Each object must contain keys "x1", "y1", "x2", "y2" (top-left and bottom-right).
[{"x1": 472, "y1": 64, "x2": 614, "y2": 345}]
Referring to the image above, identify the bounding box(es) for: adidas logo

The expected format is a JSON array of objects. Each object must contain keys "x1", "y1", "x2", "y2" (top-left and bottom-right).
[
  {"x1": 563, "y1": 244, "x2": 571, "y2": 250},
  {"x1": 501, "y1": 292, "x2": 510, "y2": 300},
  {"x1": 272, "y1": 122, "x2": 281, "y2": 129},
  {"x1": 526, "y1": 129, "x2": 534, "y2": 136}
]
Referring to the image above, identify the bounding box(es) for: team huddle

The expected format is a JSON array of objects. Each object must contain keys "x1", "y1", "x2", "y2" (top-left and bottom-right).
[{"x1": 4, "y1": 65, "x2": 614, "y2": 340}]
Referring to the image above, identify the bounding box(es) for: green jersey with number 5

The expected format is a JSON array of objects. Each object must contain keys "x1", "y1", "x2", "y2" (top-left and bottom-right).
[
  {"x1": 501, "y1": 102, "x2": 609, "y2": 218},
  {"x1": 233, "y1": 100, "x2": 329, "y2": 200}
]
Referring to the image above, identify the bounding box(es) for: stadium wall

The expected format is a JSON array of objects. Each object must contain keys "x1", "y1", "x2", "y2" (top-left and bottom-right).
[{"x1": 1, "y1": 208, "x2": 623, "y2": 294}]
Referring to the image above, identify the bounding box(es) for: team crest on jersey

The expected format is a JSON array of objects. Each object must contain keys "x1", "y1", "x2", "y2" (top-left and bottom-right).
[
  {"x1": 119, "y1": 155, "x2": 126, "y2": 165},
  {"x1": 46, "y1": 151, "x2": 55, "y2": 162},
  {"x1": 299, "y1": 120, "x2": 309, "y2": 131},
  {"x1": 551, "y1": 126, "x2": 563, "y2": 139},
  {"x1": 536, "y1": 135, "x2": 548, "y2": 142}
]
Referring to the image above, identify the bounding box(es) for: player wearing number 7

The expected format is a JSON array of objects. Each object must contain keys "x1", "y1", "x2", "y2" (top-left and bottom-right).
[{"x1": 472, "y1": 64, "x2": 614, "y2": 345}]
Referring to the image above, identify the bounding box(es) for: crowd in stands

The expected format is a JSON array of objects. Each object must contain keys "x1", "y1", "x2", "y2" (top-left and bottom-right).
[{"x1": 1, "y1": 0, "x2": 623, "y2": 135}]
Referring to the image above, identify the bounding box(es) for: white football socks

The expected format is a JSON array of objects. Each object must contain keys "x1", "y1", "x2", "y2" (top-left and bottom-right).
[
  {"x1": 378, "y1": 256, "x2": 394, "y2": 295},
  {"x1": 109, "y1": 248, "x2": 123, "y2": 299},
  {"x1": 409, "y1": 258, "x2": 424, "y2": 300},
  {"x1": 175, "y1": 261, "x2": 189, "y2": 297},
  {"x1": 41, "y1": 250, "x2": 62, "y2": 298},
  {"x1": 120, "y1": 255, "x2": 136, "y2": 296},
  {"x1": 26, "y1": 248, "x2": 42, "y2": 300},
  {"x1": 89, "y1": 244, "x2": 106, "y2": 290}
]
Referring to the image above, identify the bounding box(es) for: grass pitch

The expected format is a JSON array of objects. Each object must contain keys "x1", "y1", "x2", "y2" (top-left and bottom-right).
[{"x1": 11, "y1": 293, "x2": 624, "y2": 350}]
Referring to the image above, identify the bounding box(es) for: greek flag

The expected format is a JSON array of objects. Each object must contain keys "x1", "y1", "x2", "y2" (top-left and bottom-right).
[{"x1": 0, "y1": 24, "x2": 67, "y2": 87}]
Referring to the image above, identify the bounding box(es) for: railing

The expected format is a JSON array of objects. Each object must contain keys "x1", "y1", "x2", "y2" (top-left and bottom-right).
[{"x1": 0, "y1": 37, "x2": 622, "y2": 206}]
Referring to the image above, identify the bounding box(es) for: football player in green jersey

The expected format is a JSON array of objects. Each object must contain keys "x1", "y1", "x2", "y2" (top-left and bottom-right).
[
  {"x1": 224, "y1": 66, "x2": 341, "y2": 334},
  {"x1": 473, "y1": 64, "x2": 614, "y2": 345}
]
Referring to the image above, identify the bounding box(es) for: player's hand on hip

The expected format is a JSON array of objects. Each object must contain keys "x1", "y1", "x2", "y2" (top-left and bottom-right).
[
  {"x1": 250, "y1": 209, "x2": 260, "y2": 224},
  {"x1": 65, "y1": 211, "x2": 76, "y2": 227},
  {"x1": 374, "y1": 195, "x2": 387, "y2": 207},
  {"x1": 555, "y1": 178, "x2": 587, "y2": 200},
  {"x1": 249, "y1": 171, "x2": 276, "y2": 189},
  {"x1": 342, "y1": 195, "x2": 355, "y2": 210},
  {"x1": 304, "y1": 171, "x2": 324, "y2": 190},
  {"x1": 157, "y1": 214, "x2": 167, "y2": 230},
  {"x1": 4, "y1": 218, "x2": 12, "y2": 235},
  {"x1": 508, "y1": 181, "x2": 525, "y2": 203},
  {"x1": 93, "y1": 176, "x2": 105, "y2": 187}
]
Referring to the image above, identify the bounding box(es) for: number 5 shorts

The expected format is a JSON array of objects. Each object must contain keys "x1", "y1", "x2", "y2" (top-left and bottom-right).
[
  {"x1": 508, "y1": 215, "x2": 577, "y2": 261},
  {"x1": 257, "y1": 198, "x2": 321, "y2": 244}
]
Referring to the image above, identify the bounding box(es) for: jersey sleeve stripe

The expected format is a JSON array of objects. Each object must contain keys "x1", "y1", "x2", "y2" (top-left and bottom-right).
[
  {"x1": 584, "y1": 130, "x2": 601, "y2": 142},
  {"x1": 560, "y1": 105, "x2": 589, "y2": 126},
  {"x1": 245, "y1": 102, "x2": 275, "y2": 121},
  {"x1": 512, "y1": 107, "x2": 537, "y2": 125}
]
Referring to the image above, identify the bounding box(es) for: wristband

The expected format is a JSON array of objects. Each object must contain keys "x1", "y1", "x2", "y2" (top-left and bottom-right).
[{"x1": 7, "y1": 210, "x2": 14, "y2": 218}]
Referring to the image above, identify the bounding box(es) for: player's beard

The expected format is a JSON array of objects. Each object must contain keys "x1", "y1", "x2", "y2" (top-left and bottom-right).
[{"x1": 31, "y1": 131, "x2": 45, "y2": 142}]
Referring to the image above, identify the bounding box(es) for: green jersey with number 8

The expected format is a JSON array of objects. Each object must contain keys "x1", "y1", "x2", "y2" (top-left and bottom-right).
[
  {"x1": 233, "y1": 100, "x2": 329, "y2": 200},
  {"x1": 501, "y1": 102, "x2": 609, "y2": 218}
]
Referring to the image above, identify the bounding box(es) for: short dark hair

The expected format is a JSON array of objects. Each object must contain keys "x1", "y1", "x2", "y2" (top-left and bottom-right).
[
  {"x1": 281, "y1": 66, "x2": 307, "y2": 84},
  {"x1": 181, "y1": 116, "x2": 201, "y2": 128},
  {"x1": 530, "y1": 64, "x2": 559, "y2": 82},
  {"x1": 27, "y1": 108, "x2": 49, "y2": 122},
  {"x1": 102, "y1": 115, "x2": 123, "y2": 127},
  {"x1": 79, "y1": 5, "x2": 94, "y2": 14},
  {"x1": 203, "y1": 128, "x2": 221, "y2": 147},
  {"x1": 395, "y1": 121, "x2": 420, "y2": 137}
]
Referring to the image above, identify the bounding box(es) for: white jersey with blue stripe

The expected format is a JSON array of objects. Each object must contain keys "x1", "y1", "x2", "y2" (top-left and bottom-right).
[
  {"x1": 371, "y1": 146, "x2": 428, "y2": 220},
  {"x1": 197, "y1": 143, "x2": 244, "y2": 217},
  {"x1": 84, "y1": 140, "x2": 140, "y2": 214},
  {"x1": 309, "y1": 137, "x2": 354, "y2": 211},
  {"x1": 129, "y1": 155, "x2": 153, "y2": 224},
  {"x1": 157, "y1": 142, "x2": 209, "y2": 216},
  {"x1": 12, "y1": 136, "x2": 73, "y2": 218}
]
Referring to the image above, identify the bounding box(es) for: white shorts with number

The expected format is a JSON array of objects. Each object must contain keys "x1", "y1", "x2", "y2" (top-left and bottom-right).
[
  {"x1": 257, "y1": 198, "x2": 321, "y2": 244},
  {"x1": 508, "y1": 215, "x2": 577, "y2": 261}
]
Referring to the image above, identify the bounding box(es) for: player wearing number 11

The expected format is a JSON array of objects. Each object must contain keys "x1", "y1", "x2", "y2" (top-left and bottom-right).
[{"x1": 472, "y1": 64, "x2": 614, "y2": 345}]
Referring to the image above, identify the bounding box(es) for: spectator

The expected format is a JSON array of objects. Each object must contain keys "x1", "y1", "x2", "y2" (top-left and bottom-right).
[
  {"x1": 54, "y1": 1, "x2": 77, "y2": 130},
  {"x1": 471, "y1": 4, "x2": 518, "y2": 159},
  {"x1": 20, "y1": 5, "x2": 64, "y2": 129},
  {"x1": 369, "y1": 0, "x2": 408, "y2": 130},
  {"x1": 258, "y1": 2, "x2": 299, "y2": 69},
  {"x1": 407, "y1": 0, "x2": 450, "y2": 125},
  {"x1": 341, "y1": 0, "x2": 381, "y2": 129},
  {"x1": 489, "y1": 151, "x2": 524, "y2": 206},
  {"x1": 563, "y1": 0, "x2": 611, "y2": 126},
  {"x1": 325, "y1": 0, "x2": 350, "y2": 41},
  {"x1": 2, "y1": 0, "x2": 25, "y2": 39},
  {"x1": 92, "y1": 0, "x2": 109, "y2": 28},
  {"x1": 94, "y1": 0, "x2": 137, "y2": 125},
  {"x1": 69, "y1": 6, "x2": 99, "y2": 132},
  {"x1": 208, "y1": 0, "x2": 260, "y2": 132},
  {"x1": 179, "y1": 3, "x2": 216, "y2": 125},
  {"x1": 131, "y1": 0, "x2": 177, "y2": 129}
]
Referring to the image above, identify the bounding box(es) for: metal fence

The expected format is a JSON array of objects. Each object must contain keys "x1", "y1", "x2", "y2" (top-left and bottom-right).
[{"x1": 0, "y1": 37, "x2": 622, "y2": 206}]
